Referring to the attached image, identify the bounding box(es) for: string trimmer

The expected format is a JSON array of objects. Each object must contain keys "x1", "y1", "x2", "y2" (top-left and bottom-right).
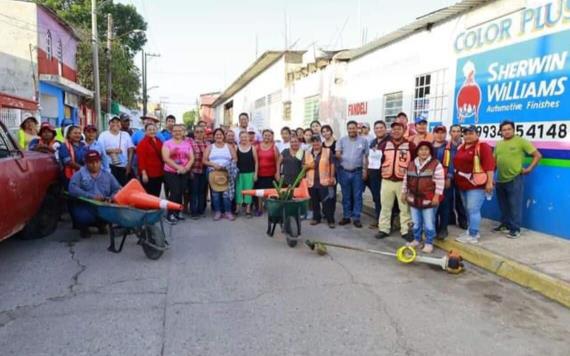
[{"x1": 304, "y1": 240, "x2": 464, "y2": 274}]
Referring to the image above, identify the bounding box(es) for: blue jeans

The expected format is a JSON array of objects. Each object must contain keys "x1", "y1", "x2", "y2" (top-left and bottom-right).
[
  {"x1": 410, "y1": 207, "x2": 436, "y2": 244},
  {"x1": 338, "y1": 167, "x2": 364, "y2": 220},
  {"x1": 70, "y1": 201, "x2": 99, "y2": 228},
  {"x1": 496, "y1": 175, "x2": 524, "y2": 233},
  {"x1": 212, "y1": 191, "x2": 231, "y2": 213},
  {"x1": 460, "y1": 189, "x2": 486, "y2": 237},
  {"x1": 436, "y1": 187, "x2": 452, "y2": 233},
  {"x1": 366, "y1": 168, "x2": 381, "y2": 220}
]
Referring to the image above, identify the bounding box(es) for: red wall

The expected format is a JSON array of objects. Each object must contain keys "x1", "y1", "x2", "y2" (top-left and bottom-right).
[{"x1": 37, "y1": 48, "x2": 77, "y2": 82}]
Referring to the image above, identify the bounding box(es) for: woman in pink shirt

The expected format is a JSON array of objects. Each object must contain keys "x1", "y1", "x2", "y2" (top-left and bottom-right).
[{"x1": 162, "y1": 124, "x2": 194, "y2": 224}]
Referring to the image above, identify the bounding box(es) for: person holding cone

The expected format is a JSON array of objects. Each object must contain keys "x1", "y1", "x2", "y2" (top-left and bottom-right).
[
  {"x1": 162, "y1": 124, "x2": 194, "y2": 224},
  {"x1": 401, "y1": 141, "x2": 445, "y2": 253}
]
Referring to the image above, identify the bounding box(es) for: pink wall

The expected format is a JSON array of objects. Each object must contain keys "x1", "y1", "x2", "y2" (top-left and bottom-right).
[{"x1": 37, "y1": 6, "x2": 77, "y2": 70}]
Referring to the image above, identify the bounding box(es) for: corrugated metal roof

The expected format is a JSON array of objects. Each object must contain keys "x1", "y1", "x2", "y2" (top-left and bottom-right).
[
  {"x1": 212, "y1": 51, "x2": 305, "y2": 108},
  {"x1": 335, "y1": 0, "x2": 494, "y2": 61}
]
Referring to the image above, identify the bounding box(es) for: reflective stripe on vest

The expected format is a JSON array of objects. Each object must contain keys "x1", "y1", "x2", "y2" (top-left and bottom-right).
[
  {"x1": 381, "y1": 141, "x2": 412, "y2": 180},
  {"x1": 64, "y1": 141, "x2": 77, "y2": 179},
  {"x1": 305, "y1": 148, "x2": 333, "y2": 187}
]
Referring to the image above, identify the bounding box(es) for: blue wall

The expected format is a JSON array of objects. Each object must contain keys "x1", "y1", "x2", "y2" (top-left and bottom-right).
[
  {"x1": 483, "y1": 164, "x2": 570, "y2": 240},
  {"x1": 39, "y1": 82, "x2": 79, "y2": 127}
]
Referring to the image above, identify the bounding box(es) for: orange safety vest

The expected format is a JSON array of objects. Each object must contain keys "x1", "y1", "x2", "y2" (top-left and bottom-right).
[
  {"x1": 304, "y1": 148, "x2": 334, "y2": 188},
  {"x1": 440, "y1": 141, "x2": 452, "y2": 177},
  {"x1": 63, "y1": 141, "x2": 77, "y2": 179},
  {"x1": 381, "y1": 140, "x2": 412, "y2": 181}
]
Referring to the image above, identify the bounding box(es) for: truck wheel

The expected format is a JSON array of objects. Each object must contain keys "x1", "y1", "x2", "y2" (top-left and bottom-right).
[{"x1": 19, "y1": 189, "x2": 60, "y2": 240}]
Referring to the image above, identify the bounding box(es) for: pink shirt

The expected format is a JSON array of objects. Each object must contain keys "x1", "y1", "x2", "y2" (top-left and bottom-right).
[{"x1": 163, "y1": 139, "x2": 193, "y2": 173}]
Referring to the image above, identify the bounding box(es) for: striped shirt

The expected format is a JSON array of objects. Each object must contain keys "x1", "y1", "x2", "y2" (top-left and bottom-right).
[{"x1": 189, "y1": 138, "x2": 209, "y2": 174}]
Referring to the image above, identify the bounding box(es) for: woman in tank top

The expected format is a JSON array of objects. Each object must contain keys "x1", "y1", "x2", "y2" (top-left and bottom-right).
[
  {"x1": 203, "y1": 128, "x2": 237, "y2": 220},
  {"x1": 255, "y1": 129, "x2": 279, "y2": 215},
  {"x1": 162, "y1": 124, "x2": 194, "y2": 224},
  {"x1": 235, "y1": 131, "x2": 258, "y2": 217}
]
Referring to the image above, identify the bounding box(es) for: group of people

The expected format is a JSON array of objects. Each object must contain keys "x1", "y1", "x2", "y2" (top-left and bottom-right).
[{"x1": 18, "y1": 109, "x2": 541, "y2": 248}]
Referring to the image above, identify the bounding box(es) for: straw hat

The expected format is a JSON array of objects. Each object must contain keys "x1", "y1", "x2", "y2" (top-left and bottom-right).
[{"x1": 209, "y1": 170, "x2": 229, "y2": 192}]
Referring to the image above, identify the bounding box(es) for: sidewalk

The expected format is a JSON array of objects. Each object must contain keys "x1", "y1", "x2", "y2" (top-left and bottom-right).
[{"x1": 360, "y1": 192, "x2": 570, "y2": 308}]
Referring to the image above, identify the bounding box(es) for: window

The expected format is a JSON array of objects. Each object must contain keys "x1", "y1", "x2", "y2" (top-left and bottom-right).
[
  {"x1": 412, "y1": 69, "x2": 449, "y2": 122},
  {"x1": 0, "y1": 124, "x2": 16, "y2": 158},
  {"x1": 268, "y1": 90, "x2": 281, "y2": 105},
  {"x1": 303, "y1": 95, "x2": 319, "y2": 126},
  {"x1": 254, "y1": 96, "x2": 266, "y2": 109},
  {"x1": 46, "y1": 30, "x2": 53, "y2": 60},
  {"x1": 383, "y1": 91, "x2": 403, "y2": 124},
  {"x1": 283, "y1": 101, "x2": 291, "y2": 121}
]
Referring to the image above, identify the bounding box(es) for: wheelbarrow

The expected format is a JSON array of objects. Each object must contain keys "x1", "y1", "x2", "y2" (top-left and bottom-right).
[
  {"x1": 265, "y1": 198, "x2": 309, "y2": 247},
  {"x1": 76, "y1": 197, "x2": 169, "y2": 260}
]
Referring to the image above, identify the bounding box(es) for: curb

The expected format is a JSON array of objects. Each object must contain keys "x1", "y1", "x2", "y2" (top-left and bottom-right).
[{"x1": 361, "y1": 203, "x2": 570, "y2": 308}]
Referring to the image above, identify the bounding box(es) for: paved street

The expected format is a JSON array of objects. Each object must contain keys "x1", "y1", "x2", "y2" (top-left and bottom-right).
[{"x1": 1, "y1": 208, "x2": 569, "y2": 356}]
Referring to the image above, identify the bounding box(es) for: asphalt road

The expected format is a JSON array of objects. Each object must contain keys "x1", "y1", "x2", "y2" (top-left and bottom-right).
[{"x1": 1, "y1": 209, "x2": 569, "y2": 356}]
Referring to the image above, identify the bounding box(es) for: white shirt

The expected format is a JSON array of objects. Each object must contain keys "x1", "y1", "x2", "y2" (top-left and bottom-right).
[
  {"x1": 277, "y1": 141, "x2": 290, "y2": 153},
  {"x1": 98, "y1": 130, "x2": 134, "y2": 167}
]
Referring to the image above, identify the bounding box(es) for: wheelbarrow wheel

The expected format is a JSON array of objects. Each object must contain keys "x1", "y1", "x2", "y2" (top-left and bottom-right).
[
  {"x1": 141, "y1": 225, "x2": 165, "y2": 260},
  {"x1": 285, "y1": 215, "x2": 299, "y2": 248}
]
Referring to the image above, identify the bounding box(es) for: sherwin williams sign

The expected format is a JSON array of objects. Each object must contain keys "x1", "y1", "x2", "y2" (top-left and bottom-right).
[{"x1": 454, "y1": 30, "x2": 570, "y2": 143}]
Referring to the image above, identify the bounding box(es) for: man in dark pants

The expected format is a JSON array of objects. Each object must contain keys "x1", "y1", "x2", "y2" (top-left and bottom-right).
[
  {"x1": 448, "y1": 124, "x2": 468, "y2": 229},
  {"x1": 366, "y1": 120, "x2": 390, "y2": 229},
  {"x1": 494, "y1": 120, "x2": 541, "y2": 238},
  {"x1": 433, "y1": 125, "x2": 456, "y2": 239}
]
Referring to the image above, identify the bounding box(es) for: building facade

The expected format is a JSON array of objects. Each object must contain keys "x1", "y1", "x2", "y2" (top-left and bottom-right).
[
  {"x1": 212, "y1": 0, "x2": 570, "y2": 239},
  {"x1": 0, "y1": 1, "x2": 92, "y2": 132}
]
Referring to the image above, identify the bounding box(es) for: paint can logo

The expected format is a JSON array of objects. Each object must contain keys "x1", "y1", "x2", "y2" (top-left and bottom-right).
[{"x1": 456, "y1": 61, "x2": 482, "y2": 123}]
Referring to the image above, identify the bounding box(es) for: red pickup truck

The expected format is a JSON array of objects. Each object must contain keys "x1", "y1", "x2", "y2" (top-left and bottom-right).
[{"x1": 0, "y1": 121, "x2": 61, "y2": 241}]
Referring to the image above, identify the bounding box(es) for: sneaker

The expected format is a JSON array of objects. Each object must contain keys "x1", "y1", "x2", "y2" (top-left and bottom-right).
[
  {"x1": 225, "y1": 213, "x2": 236, "y2": 221},
  {"x1": 506, "y1": 230, "x2": 520, "y2": 239},
  {"x1": 175, "y1": 212, "x2": 186, "y2": 221},
  {"x1": 310, "y1": 220, "x2": 320, "y2": 226},
  {"x1": 213, "y1": 212, "x2": 222, "y2": 221},
  {"x1": 456, "y1": 234, "x2": 479, "y2": 244},
  {"x1": 458, "y1": 230, "x2": 470, "y2": 239},
  {"x1": 353, "y1": 220, "x2": 363, "y2": 228},
  {"x1": 368, "y1": 222, "x2": 378, "y2": 229},
  {"x1": 191, "y1": 215, "x2": 200, "y2": 220},
  {"x1": 493, "y1": 224, "x2": 509, "y2": 233},
  {"x1": 166, "y1": 214, "x2": 178, "y2": 224},
  {"x1": 401, "y1": 231, "x2": 414, "y2": 242},
  {"x1": 406, "y1": 240, "x2": 421, "y2": 248},
  {"x1": 422, "y1": 244, "x2": 434, "y2": 253},
  {"x1": 338, "y1": 218, "x2": 351, "y2": 226},
  {"x1": 328, "y1": 222, "x2": 336, "y2": 229},
  {"x1": 306, "y1": 211, "x2": 314, "y2": 220},
  {"x1": 375, "y1": 231, "x2": 389, "y2": 239}
]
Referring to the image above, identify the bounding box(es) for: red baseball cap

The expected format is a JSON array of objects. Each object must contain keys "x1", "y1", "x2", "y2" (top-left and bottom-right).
[
  {"x1": 84, "y1": 150, "x2": 101, "y2": 163},
  {"x1": 84, "y1": 124, "x2": 98, "y2": 132},
  {"x1": 433, "y1": 125, "x2": 447, "y2": 133}
]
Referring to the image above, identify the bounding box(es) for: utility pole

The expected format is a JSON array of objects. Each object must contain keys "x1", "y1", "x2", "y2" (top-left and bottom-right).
[
  {"x1": 91, "y1": 0, "x2": 102, "y2": 130},
  {"x1": 142, "y1": 51, "x2": 160, "y2": 117},
  {"x1": 142, "y1": 50, "x2": 146, "y2": 116},
  {"x1": 106, "y1": 14, "x2": 113, "y2": 116}
]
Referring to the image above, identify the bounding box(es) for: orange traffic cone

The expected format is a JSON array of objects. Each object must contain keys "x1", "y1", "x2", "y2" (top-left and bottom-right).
[
  {"x1": 242, "y1": 179, "x2": 310, "y2": 199},
  {"x1": 114, "y1": 179, "x2": 183, "y2": 211}
]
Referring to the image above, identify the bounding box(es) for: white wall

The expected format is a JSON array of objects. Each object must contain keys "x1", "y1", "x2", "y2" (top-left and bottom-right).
[{"x1": 0, "y1": 1, "x2": 38, "y2": 100}]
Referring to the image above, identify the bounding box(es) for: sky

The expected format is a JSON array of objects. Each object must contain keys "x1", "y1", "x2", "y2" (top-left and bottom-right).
[{"x1": 118, "y1": 0, "x2": 457, "y2": 118}]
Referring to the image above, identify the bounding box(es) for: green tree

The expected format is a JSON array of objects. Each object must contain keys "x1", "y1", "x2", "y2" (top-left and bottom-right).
[
  {"x1": 36, "y1": 0, "x2": 147, "y2": 108},
  {"x1": 182, "y1": 110, "x2": 199, "y2": 128}
]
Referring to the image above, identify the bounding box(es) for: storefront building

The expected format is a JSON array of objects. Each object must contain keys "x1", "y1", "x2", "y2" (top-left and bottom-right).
[{"x1": 212, "y1": 0, "x2": 570, "y2": 239}]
